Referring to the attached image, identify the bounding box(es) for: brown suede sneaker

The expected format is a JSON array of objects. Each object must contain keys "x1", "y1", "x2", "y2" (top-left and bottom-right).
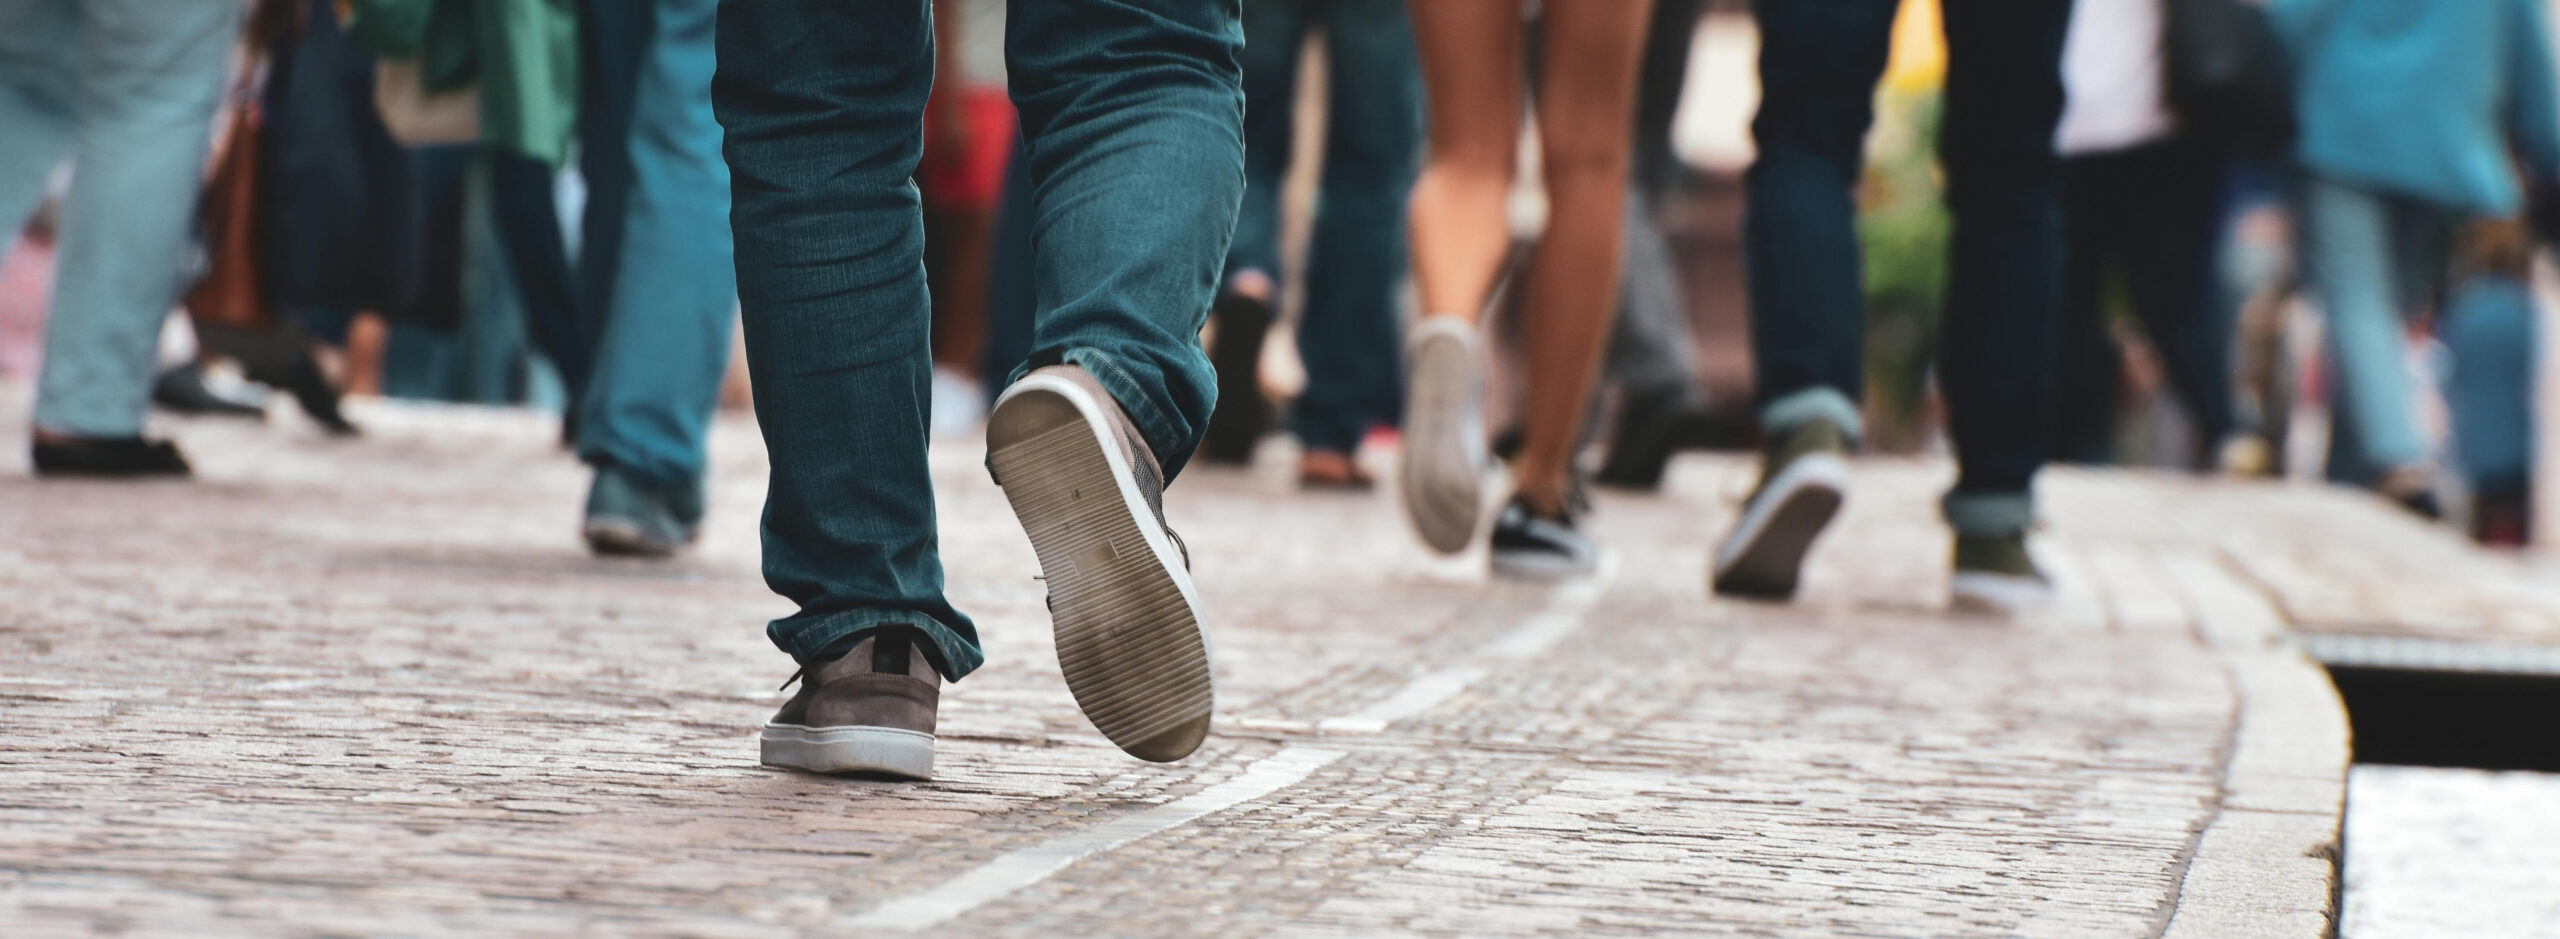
[
  {"x1": 760, "y1": 632, "x2": 941, "y2": 780},
  {"x1": 987, "y1": 364, "x2": 1214, "y2": 763}
]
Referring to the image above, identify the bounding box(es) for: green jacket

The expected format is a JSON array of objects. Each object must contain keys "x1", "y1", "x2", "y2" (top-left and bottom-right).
[{"x1": 347, "y1": 0, "x2": 579, "y2": 166}]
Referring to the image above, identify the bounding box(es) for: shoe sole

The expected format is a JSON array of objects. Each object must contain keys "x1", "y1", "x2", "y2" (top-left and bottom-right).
[
  {"x1": 1949, "y1": 571, "x2": 2057, "y2": 617},
  {"x1": 1710, "y1": 453, "x2": 1848, "y2": 600},
  {"x1": 760, "y1": 724, "x2": 934, "y2": 780},
  {"x1": 1490, "y1": 548, "x2": 1598, "y2": 582},
  {"x1": 1400, "y1": 318, "x2": 1485, "y2": 555},
  {"x1": 583, "y1": 518, "x2": 678, "y2": 558},
  {"x1": 988, "y1": 374, "x2": 1215, "y2": 763}
]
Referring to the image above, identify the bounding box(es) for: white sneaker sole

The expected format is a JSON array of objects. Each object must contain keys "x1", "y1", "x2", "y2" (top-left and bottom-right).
[
  {"x1": 1711, "y1": 452, "x2": 1848, "y2": 599},
  {"x1": 1949, "y1": 570, "x2": 2056, "y2": 617},
  {"x1": 988, "y1": 374, "x2": 1215, "y2": 762},
  {"x1": 760, "y1": 724, "x2": 935, "y2": 780},
  {"x1": 1400, "y1": 317, "x2": 1486, "y2": 555},
  {"x1": 1490, "y1": 547, "x2": 1599, "y2": 582}
]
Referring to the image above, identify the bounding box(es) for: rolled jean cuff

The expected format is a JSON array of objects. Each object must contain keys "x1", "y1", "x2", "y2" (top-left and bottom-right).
[
  {"x1": 1941, "y1": 489, "x2": 2035, "y2": 537},
  {"x1": 1760, "y1": 387, "x2": 1864, "y2": 444},
  {"x1": 769, "y1": 609, "x2": 985, "y2": 681}
]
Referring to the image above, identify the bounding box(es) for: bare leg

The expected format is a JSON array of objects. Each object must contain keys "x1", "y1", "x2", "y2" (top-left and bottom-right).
[
  {"x1": 1404, "y1": 0, "x2": 1521, "y2": 323},
  {"x1": 1511, "y1": 0, "x2": 1653, "y2": 513}
]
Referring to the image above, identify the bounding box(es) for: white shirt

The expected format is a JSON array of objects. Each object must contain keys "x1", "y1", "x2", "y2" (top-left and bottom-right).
[{"x1": 2055, "y1": 0, "x2": 2179, "y2": 155}]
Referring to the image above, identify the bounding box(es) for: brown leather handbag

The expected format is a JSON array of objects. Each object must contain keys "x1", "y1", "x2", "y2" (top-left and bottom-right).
[{"x1": 185, "y1": 102, "x2": 273, "y2": 331}]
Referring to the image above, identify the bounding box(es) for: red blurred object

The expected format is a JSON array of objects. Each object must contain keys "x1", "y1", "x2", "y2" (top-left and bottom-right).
[{"x1": 919, "y1": 85, "x2": 1015, "y2": 214}]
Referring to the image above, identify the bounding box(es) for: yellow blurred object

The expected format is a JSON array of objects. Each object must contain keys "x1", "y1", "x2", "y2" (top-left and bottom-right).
[{"x1": 1884, "y1": 0, "x2": 1946, "y2": 92}]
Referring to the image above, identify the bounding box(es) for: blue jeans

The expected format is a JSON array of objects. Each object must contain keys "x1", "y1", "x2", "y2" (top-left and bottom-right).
[
  {"x1": 2296, "y1": 175, "x2": 2453, "y2": 482},
  {"x1": 1227, "y1": 0, "x2": 1420, "y2": 454},
  {"x1": 571, "y1": 0, "x2": 739, "y2": 499},
  {"x1": 1745, "y1": 0, "x2": 2068, "y2": 536},
  {"x1": 0, "y1": 0, "x2": 235, "y2": 437},
  {"x1": 2442, "y1": 276, "x2": 2536, "y2": 493},
  {"x1": 714, "y1": 0, "x2": 1243, "y2": 678}
]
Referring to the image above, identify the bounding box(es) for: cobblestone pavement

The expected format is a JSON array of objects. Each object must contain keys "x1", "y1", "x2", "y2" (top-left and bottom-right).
[{"x1": 0, "y1": 401, "x2": 2356, "y2": 936}]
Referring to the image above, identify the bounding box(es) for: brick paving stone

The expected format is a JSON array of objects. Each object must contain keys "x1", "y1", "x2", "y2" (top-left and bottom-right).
[{"x1": 0, "y1": 398, "x2": 2360, "y2": 936}]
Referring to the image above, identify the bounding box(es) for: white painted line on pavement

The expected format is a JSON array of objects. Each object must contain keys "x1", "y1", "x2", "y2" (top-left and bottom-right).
[
  {"x1": 1314, "y1": 666, "x2": 1487, "y2": 734},
  {"x1": 1317, "y1": 554, "x2": 1616, "y2": 734},
  {"x1": 841, "y1": 746, "x2": 1347, "y2": 932}
]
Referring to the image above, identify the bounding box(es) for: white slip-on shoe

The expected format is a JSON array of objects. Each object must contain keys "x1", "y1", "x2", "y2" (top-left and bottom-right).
[{"x1": 1400, "y1": 315, "x2": 1488, "y2": 555}]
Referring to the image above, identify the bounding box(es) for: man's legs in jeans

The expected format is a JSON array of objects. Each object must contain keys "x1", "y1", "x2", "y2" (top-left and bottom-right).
[
  {"x1": 1288, "y1": 0, "x2": 1421, "y2": 459},
  {"x1": 717, "y1": 0, "x2": 981, "y2": 678},
  {"x1": 715, "y1": 0, "x2": 1237, "y2": 739},
  {"x1": 575, "y1": 0, "x2": 739, "y2": 553},
  {"x1": 1003, "y1": 0, "x2": 1239, "y2": 474},
  {"x1": 0, "y1": 0, "x2": 233, "y2": 445},
  {"x1": 1933, "y1": 0, "x2": 2068, "y2": 538},
  {"x1": 1713, "y1": 0, "x2": 1892, "y2": 600},
  {"x1": 1741, "y1": 0, "x2": 1894, "y2": 444},
  {"x1": 1721, "y1": 0, "x2": 2065, "y2": 603}
]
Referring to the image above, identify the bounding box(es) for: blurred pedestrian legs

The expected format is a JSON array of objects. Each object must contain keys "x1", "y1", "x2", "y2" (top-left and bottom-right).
[
  {"x1": 1713, "y1": 0, "x2": 2070, "y2": 612},
  {"x1": 572, "y1": 0, "x2": 738, "y2": 557},
  {"x1": 1202, "y1": 0, "x2": 1421, "y2": 491},
  {"x1": 1587, "y1": 0, "x2": 1711, "y2": 493},
  {"x1": 1398, "y1": 0, "x2": 1654, "y2": 579},
  {"x1": 0, "y1": 0, "x2": 238, "y2": 476},
  {"x1": 2273, "y1": 0, "x2": 2560, "y2": 517},
  {"x1": 2051, "y1": 0, "x2": 2239, "y2": 470},
  {"x1": 2441, "y1": 222, "x2": 2537, "y2": 545}
]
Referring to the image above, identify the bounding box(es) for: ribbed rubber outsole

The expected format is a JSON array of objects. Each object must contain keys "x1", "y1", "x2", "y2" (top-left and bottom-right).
[
  {"x1": 988, "y1": 377, "x2": 1213, "y2": 762},
  {"x1": 759, "y1": 724, "x2": 934, "y2": 780},
  {"x1": 1711, "y1": 454, "x2": 1848, "y2": 600},
  {"x1": 1401, "y1": 320, "x2": 1484, "y2": 555}
]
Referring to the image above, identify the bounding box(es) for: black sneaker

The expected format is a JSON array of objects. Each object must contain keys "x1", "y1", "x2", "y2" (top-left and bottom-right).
[
  {"x1": 1949, "y1": 532, "x2": 2054, "y2": 615},
  {"x1": 151, "y1": 363, "x2": 266, "y2": 419},
  {"x1": 1489, "y1": 497, "x2": 1599, "y2": 580},
  {"x1": 1199, "y1": 292, "x2": 1273, "y2": 465},
  {"x1": 30, "y1": 435, "x2": 191, "y2": 478},
  {"x1": 1710, "y1": 419, "x2": 1849, "y2": 600},
  {"x1": 1593, "y1": 387, "x2": 1704, "y2": 491}
]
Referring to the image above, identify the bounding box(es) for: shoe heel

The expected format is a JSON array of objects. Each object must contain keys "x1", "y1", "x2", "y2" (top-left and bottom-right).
[{"x1": 988, "y1": 380, "x2": 1214, "y2": 761}]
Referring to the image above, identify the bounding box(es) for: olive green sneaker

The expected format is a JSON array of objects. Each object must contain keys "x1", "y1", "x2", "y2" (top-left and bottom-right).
[
  {"x1": 1949, "y1": 532, "x2": 2054, "y2": 615},
  {"x1": 1711, "y1": 419, "x2": 1849, "y2": 599}
]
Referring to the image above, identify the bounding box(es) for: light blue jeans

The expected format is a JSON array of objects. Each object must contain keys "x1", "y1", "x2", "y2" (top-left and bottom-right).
[
  {"x1": 2296, "y1": 175, "x2": 2454, "y2": 480},
  {"x1": 0, "y1": 0, "x2": 236, "y2": 437},
  {"x1": 571, "y1": 0, "x2": 739, "y2": 497}
]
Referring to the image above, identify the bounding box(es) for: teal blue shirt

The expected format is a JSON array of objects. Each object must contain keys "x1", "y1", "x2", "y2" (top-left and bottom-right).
[{"x1": 2275, "y1": 0, "x2": 2560, "y2": 214}]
